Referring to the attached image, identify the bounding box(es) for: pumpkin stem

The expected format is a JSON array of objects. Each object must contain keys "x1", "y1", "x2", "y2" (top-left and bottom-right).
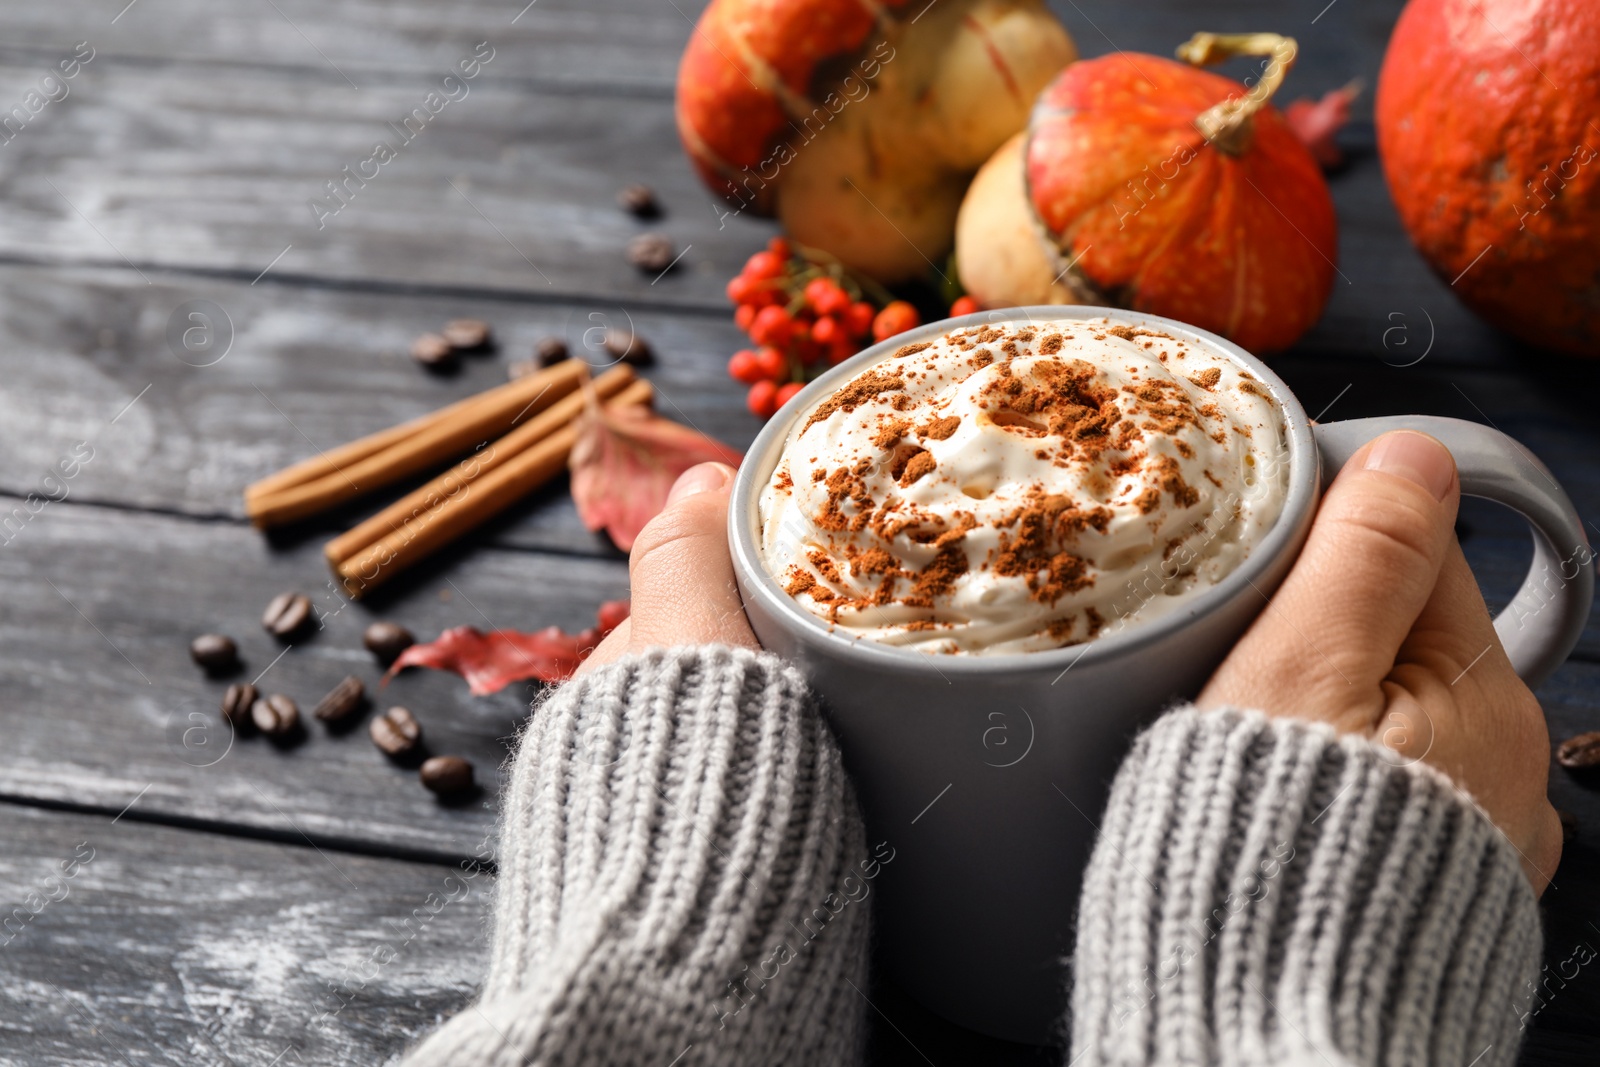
[{"x1": 1176, "y1": 32, "x2": 1298, "y2": 156}]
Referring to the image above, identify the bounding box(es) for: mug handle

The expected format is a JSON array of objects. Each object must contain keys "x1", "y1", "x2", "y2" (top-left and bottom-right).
[{"x1": 1313, "y1": 416, "x2": 1593, "y2": 690}]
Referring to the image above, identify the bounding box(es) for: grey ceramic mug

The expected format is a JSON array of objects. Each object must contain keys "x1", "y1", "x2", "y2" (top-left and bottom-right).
[{"x1": 726, "y1": 306, "x2": 1593, "y2": 1044}]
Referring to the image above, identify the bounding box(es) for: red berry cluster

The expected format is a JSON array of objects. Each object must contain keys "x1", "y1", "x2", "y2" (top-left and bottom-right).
[{"x1": 726, "y1": 238, "x2": 924, "y2": 419}]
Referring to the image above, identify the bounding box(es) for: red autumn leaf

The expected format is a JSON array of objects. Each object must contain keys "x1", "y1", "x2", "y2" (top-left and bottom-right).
[
  {"x1": 1285, "y1": 80, "x2": 1362, "y2": 168},
  {"x1": 383, "y1": 599, "x2": 630, "y2": 695},
  {"x1": 569, "y1": 397, "x2": 743, "y2": 551}
]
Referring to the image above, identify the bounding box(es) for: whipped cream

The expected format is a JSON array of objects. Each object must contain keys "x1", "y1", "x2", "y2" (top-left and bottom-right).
[{"x1": 757, "y1": 317, "x2": 1289, "y2": 654}]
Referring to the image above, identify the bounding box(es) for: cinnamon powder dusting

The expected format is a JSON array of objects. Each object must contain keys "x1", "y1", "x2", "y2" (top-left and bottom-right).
[
  {"x1": 1148, "y1": 454, "x2": 1200, "y2": 507},
  {"x1": 807, "y1": 548, "x2": 841, "y2": 584},
  {"x1": 1085, "y1": 607, "x2": 1105, "y2": 637},
  {"x1": 784, "y1": 568, "x2": 816, "y2": 598},
  {"x1": 803, "y1": 368, "x2": 905, "y2": 433},
  {"x1": 849, "y1": 546, "x2": 899, "y2": 576},
  {"x1": 982, "y1": 491, "x2": 1112, "y2": 605},
  {"x1": 815, "y1": 463, "x2": 876, "y2": 533},
  {"x1": 872, "y1": 417, "x2": 910, "y2": 449},
  {"x1": 992, "y1": 516, "x2": 1093, "y2": 604},
  {"x1": 887, "y1": 443, "x2": 926, "y2": 482},
  {"x1": 903, "y1": 545, "x2": 968, "y2": 607},
  {"x1": 899, "y1": 450, "x2": 936, "y2": 486},
  {"x1": 978, "y1": 359, "x2": 1124, "y2": 458}
]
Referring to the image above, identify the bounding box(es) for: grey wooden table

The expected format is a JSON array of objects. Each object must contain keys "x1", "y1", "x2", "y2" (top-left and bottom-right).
[{"x1": 0, "y1": 2, "x2": 1595, "y2": 1064}]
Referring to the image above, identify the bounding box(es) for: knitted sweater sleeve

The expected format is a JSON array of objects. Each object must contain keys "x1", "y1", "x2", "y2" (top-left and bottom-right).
[
  {"x1": 401, "y1": 646, "x2": 872, "y2": 1067},
  {"x1": 402, "y1": 647, "x2": 1542, "y2": 1067},
  {"x1": 1071, "y1": 706, "x2": 1542, "y2": 1067}
]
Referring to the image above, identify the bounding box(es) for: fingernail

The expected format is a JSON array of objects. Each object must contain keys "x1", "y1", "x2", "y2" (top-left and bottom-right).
[
  {"x1": 666, "y1": 462, "x2": 732, "y2": 505},
  {"x1": 1363, "y1": 431, "x2": 1455, "y2": 501}
]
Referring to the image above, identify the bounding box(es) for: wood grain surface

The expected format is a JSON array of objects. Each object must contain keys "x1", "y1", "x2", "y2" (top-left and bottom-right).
[
  {"x1": 0, "y1": 0, "x2": 703, "y2": 92},
  {"x1": 0, "y1": 264, "x2": 752, "y2": 551},
  {"x1": 0, "y1": 804, "x2": 488, "y2": 1066},
  {"x1": 0, "y1": 0, "x2": 1595, "y2": 1063},
  {"x1": 0, "y1": 265, "x2": 1592, "y2": 568},
  {"x1": 0, "y1": 498, "x2": 631, "y2": 861}
]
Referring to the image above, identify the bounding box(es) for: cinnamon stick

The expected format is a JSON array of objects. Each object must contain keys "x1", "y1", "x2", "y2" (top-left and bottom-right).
[
  {"x1": 246, "y1": 359, "x2": 587, "y2": 527},
  {"x1": 323, "y1": 364, "x2": 636, "y2": 566},
  {"x1": 335, "y1": 379, "x2": 655, "y2": 598},
  {"x1": 246, "y1": 364, "x2": 583, "y2": 502}
]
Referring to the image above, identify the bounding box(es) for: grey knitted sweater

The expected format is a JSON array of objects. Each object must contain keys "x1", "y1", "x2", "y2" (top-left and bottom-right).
[{"x1": 404, "y1": 647, "x2": 1540, "y2": 1067}]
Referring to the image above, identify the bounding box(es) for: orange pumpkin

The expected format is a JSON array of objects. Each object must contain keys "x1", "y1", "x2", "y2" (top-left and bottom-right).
[
  {"x1": 956, "y1": 33, "x2": 1339, "y2": 354},
  {"x1": 1376, "y1": 0, "x2": 1600, "y2": 355},
  {"x1": 675, "y1": 0, "x2": 1076, "y2": 283}
]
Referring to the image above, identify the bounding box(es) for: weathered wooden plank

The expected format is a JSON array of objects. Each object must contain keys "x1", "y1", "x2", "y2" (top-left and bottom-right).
[
  {"x1": 0, "y1": 0, "x2": 1392, "y2": 96},
  {"x1": 1522, "y1": 664, "x2": 1600, "y2": 1054},
  {"x1": 0, "y1": 53, "x2": 764, "y2": 308},
  {"x1": 0, "y1": 498, "x2": 628, "y2": 859},
  {"x1": 0, "y1": 803, "x2": 486, "y2": 1066},
  {"x1": 0, "y1": 265, "x2": 1592, "y2": 566},
  {"x1": 0, "y1": 263, "x2": 754, "y2": 557},
  {"x1": 0, "y1": 802, "x2": 1057, "y2": 1067},
  {"x1": 0, "y1": 0, "x2": 702, "y2": 94}
]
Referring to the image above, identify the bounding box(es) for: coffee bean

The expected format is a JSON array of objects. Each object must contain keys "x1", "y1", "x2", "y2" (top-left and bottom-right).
[
  {"x1": 371, "y1": 706, "x2": 423, "y2": 758},
  {"x1": 602, "y1": 327, "x2": 653, "y2": 367},
  {"x1": 189, "y1": 633, "x2": 239, "y2": 675},
  {"x1": 252, "y1": 693, "x2": 299, "y2": 738},
  {"x1": 443, "y1": 318, "x2": 492, "y2": 351},
  {"x1": 1557, "y1": 730, "x2": 1600, "y2": 770},
  {"x1": 627, "y1": 233, "x2": 676, "y2": 273},
  {"x1": 420, "y1": 755, "x2": 474, "y2": 796},
  {"x1": 535, "y1": 336, "x2": 570, "y2": 367},
  {"x1": 617, "y1": 183, "x2": 660, "y2": 219},
  {"x1": 221, "y1": 683, "x2": 258, "y2": 728},
  {"x1": 262, "y1": 592, "x2": 313, "y2": 641},
  {"x1": 411, "y1": 332, "x2": 457, "y2": 371},
  {"x1": 314, "y1": 675, "x2": 366, "y2": 724},
  {"x1": 363, "y1": 621, "x2": 415, "y2": 664}
]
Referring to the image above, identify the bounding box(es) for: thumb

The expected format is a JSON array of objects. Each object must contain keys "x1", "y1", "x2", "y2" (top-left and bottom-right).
[
  {"x1": 1221, "y1": 431, "x2": 1461, "y2": 704},
  {"x1": 623, "y1": 462, "x2": 758, "y2": 652}
]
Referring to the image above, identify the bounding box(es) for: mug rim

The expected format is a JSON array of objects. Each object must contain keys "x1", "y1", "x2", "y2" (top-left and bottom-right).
[{"x1": 727, "y1": 305, "x2": 1320, "y2": 676}]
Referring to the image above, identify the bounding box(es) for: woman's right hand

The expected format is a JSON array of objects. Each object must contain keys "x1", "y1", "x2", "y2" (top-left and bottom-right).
[
  {"x1": 1199, "y1": 430, "x2": 1563, "y2": 894},
  {"x1": 578, "y1": 462, "x2": 760, "y2": 675}
]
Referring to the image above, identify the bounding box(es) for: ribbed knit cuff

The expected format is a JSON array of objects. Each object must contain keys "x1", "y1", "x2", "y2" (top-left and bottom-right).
[
  {"x1": 1071, "y1": 706, "x2": 1541, "y2": 1067},
  {"x1": 403, "y1": 647, "x2": 871, "y2": 1067}
]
